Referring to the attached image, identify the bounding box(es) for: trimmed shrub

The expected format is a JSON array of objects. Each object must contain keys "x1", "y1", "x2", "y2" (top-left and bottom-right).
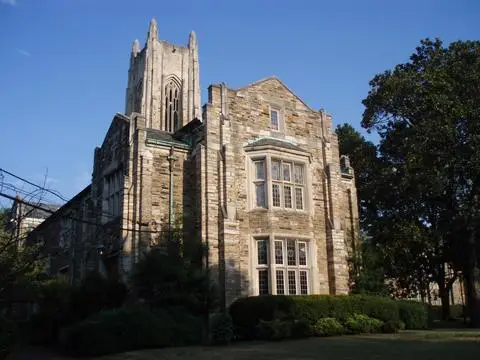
[
  {"x1": 381, "y1": 320, "x2": 400, "y2": 334},
  {"x1": 256, "y1": 319, "x2": 292, "y2": 341},
  {"x1": 312, "y1": 317, "x2": 344, "y2": 337},
  {"x1": 398, "y1": 300, "x2": 429, "y2": 329},
  {"x1": 60, "y1": 306, "x2": 203, "y2": 357},
  {"x1": 229, "y1": 295, "x2": 399, "y2": 339},
  {"x1": 0, "y1": 315, "x2": 17, "y2": 360},
  {"x1": 230, "y1": 295, "x2": 296, "y2": 339},
  {"x1": 209, "y1": 312, "x2": 234, "y2": 345},
  {"x1": 343, "y1": 314, "x2": 383, "y2": 334},
  {"x1": 291, "y1": 319, "x2": 312, "y2": 338}
]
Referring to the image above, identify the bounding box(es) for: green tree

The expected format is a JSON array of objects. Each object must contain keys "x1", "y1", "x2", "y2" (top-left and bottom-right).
[
  {"x1": 133, "y1": 225, "x2": 217, "y2": 316},
  {"x1": 362, "y1": 38, "x2": 480, "y2": 326},
  {"x1": 335, "y1": 124, "x2": 379, "y2": 229}
]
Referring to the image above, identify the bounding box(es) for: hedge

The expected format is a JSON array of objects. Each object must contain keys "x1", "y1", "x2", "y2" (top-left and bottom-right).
[
  {"x1": 229, "y1": 295, "x2": 427, "y2": 339},
  {"x1": 398, "y1": 300, "x2": 429, "y2": 329},
  {"x1": 60, "y1": 306, "x2": 203, "y2": 357},
  {"x1": 312, "y1": 317, "x2": 344, "y2": 337}
]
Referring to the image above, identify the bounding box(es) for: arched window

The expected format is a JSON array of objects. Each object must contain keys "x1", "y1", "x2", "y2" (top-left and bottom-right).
[{"x1": 164, "y1": 80, "x2": 181, "y2": 132}]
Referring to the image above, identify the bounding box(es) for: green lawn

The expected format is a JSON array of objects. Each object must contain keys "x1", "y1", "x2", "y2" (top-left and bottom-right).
[{"x1": 98, "y1": 331, "x2": 480, "y2": 360}]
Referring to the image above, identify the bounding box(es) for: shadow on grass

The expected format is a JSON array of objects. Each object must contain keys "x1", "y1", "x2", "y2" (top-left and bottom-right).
[{"x1": 97, "y1": 334, "x2": 480, "y2": 360}]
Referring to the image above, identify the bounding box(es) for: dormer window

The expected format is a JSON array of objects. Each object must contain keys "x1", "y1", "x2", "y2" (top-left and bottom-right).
[{"x1": 270, "y1": 108, "x2": 280, "y2": 131}]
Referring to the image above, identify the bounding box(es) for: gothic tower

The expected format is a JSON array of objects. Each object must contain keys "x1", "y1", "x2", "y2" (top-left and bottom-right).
[{"x1": 125, "y1": 19, "x2": 201, "y2": 131}]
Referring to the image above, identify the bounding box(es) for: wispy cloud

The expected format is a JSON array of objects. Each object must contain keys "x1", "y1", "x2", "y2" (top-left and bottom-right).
[
  {"x1": 1, "y1": 0, "x2": 17, "y2": 6},
  {"x1": 16, "y1": 48, "x2": 31, "y2": 57}
]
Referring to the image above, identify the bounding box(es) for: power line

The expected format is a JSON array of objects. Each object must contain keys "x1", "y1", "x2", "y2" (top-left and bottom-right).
[
  {"x1": 0, "y1": 192, "x2": 163, "y2": 235},
  {"x1": 0, "y1": 168, "x2": 68, "y2": 202}
]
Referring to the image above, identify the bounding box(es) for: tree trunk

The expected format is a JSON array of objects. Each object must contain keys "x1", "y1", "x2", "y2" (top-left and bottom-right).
[
  {"x1": 439, "y1": 275, "x2": 457, "y2": 320},
  {"x1": 438, "y1": 269, "x2": 450, "y2": 320},
  {"x1": 464, "y1": 231, "x2": 480, "y2": 327}
]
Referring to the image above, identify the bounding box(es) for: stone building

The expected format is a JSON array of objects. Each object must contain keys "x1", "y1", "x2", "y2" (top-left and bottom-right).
[
  {"x1": 7, "y1": 196, "x2": 60, "y2": 245},
  {"x1": 28, "y1": 19, "x2": 359, "y2": 306}
]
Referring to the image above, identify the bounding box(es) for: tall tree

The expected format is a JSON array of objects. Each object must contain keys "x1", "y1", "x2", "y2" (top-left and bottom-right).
[
  {"x1": 362, "y1": 38, "x2": 480, "y2": 326},
  {"x1": 335, "y1": 124, "x2": 379, "y2": 229}
]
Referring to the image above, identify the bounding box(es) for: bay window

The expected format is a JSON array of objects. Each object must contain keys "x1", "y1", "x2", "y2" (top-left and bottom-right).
[{"x1": 252, "y1": 156, "x2": 306, "y2": 211}]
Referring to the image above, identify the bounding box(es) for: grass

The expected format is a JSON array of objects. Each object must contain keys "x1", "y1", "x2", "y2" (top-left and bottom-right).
[{"x1": 97, "y1": 330, "x2": 480, "y2": 360}]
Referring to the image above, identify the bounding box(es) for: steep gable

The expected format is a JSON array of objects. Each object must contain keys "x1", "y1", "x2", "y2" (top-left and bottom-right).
[{"x1": 235, "y1": 76, "x2": 317, "y2": 113}]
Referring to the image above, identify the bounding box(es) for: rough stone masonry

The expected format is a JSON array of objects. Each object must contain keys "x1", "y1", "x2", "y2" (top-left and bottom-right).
[{"x1": 28, "y1": 19, "x2": 359, "y2": 307}]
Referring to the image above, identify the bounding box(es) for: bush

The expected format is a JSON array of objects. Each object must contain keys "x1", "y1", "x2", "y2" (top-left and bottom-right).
[
  {"x1": 256, "y1": 319, "x2": 292, "y2": 341},
  {"x1": 229, "y1": 295, "x2": 399, "y2": 339},
  {"x1": 398, "y1": 300, "x2": 429, "y2": 329},
  {"x1": 0, "y1": 315, "x2": 17, "y2": 360},
  {"x1": 312, "y1": 317, "x2": 344, "y2": 337},
  {"x1": 291, "y1": 319, "x2": 312, "y2": 338},
  {"x1": 69, "y1": 272, "x2": 127, "y2": 322},
  {"x1": 60, "y1": 306, "x2": 203, "y2": 357},
  {"x1": 381, "y1": 320, "x2": 401, "y2": 334},
  {"x1": 26, "y1": 277, "x2": 73, "y2": 345},
  {"x1": 27, "y1": 273, "x2": 127, "y2": 345},
  {"x1": 343, "y1": 314, "x2": 383, "y2": 334},
  {"x1": 209, "y1": 312, "x2": 234, "y2": 345},
  {"x1": 133, "y1": 236, "x2": 217, "y2": 316}
]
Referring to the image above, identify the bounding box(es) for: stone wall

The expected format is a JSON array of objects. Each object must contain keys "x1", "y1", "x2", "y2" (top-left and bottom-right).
[{"x1": 202, "y1": 78, "x2": 358, "y2": 305}]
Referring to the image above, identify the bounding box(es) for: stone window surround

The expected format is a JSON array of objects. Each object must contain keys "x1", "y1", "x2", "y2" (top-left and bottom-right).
[
  {"x1": 246, "y1": 148, "x2": 311, "y2": 213},
  {"x1": 251, "y1": 235, "x2": 312, "y2": 296}
]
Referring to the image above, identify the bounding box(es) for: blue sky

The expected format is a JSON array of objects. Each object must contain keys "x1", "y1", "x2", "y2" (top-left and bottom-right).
[{"x1": 0, "y1": 0, "x2": 479, "y2": 203}]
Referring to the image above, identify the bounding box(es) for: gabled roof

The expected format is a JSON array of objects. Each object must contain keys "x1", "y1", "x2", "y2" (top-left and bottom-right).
[{"x1": 234, "y1": 76, "x2": 317, "y2": 113}]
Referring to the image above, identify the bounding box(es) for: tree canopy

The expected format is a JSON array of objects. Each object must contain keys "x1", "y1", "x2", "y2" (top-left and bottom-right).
[{"x1": 339, "y1": 38, "x2": 480, "y2": 325}]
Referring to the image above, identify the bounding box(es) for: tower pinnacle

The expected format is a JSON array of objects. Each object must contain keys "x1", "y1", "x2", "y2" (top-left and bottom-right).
[{"x1": 148, "y1": 18, "x2": 158, "y2": 41}]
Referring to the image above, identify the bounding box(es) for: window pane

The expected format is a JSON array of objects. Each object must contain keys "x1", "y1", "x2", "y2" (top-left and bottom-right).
[
  {"x1": 299, "y1": 242, "x2": 307, "y2": 265},
  {"x1": 257, "y1": 240, "x2": 268, "y2": 265},
  {"x1": 276, "y1": 270, "x2": 285, "y2": 295},
  {"x1": 283, "y1": 163, "x2": 291, "y2": 182},
  {"x1": 255, "y1": 183, "x2": 266, "y2": 207},
  {"x1": 272, "y1": 184, "x2": 281, "y2": 207},
  {"x1": 295, "y1": 188, "x2": 304, "y2": 210},
  {"x1": 287, "y1": 240, "x2": 296, "y2": 266},
  {"x1": 294, "y1": 164, "x2": 304, "y2": 184},
  {"x1": 274, "y1": 241, "x2": 283, "y2": 264},
  {"x1": 258, "y1": 270, "x2": 269, "y2": 295},
  {"x1": 284, "y1": 185, "x2": 292, "y2": 208},
  {"x1": 272, "y1": 161, "x2": 281, "y2": 180},
  {"x1": 271, "y1": 110, "x2": 279, "y2": 130},
  {"x1": 255, "y1": 161, "x2": 265, "y2": 180},
  {"x1": 300, "y1": 271, "x2": 308, "y2": 295},
  {"x1": 288, "y1": 270, "x2": 296, "y2": 295}
]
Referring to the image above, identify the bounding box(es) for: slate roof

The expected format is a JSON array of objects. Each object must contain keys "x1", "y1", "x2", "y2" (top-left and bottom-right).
[
  {"x1": 21, "y1": 203, "x2": 61, "y2": 219},
  {"x1": 146, "y1": 129, "x2": 191, "y2": 148},
  {"x1": 245, "y1": 137, "x2": 307, "y2": 152}
]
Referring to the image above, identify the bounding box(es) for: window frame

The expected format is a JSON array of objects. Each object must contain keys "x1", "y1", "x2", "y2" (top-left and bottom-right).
[
  {"x1": 252, "y1": 158, "x2": 267, "y2": 209},
  {"x1": 249, "y1": 154, "x2": 309, "y2": 212},
  {"x1": 254, "y1": 237, "x2": 270, "y2": 295},
  {"x1": 103, "y1": 169, "x2": 123, "y2": 221},
  {"x1": 254, "y1": 237, "x2": 310, "y2": 296},
  {"x1": 269, "y1": 107, "x2": 281, "y2": 131}
]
